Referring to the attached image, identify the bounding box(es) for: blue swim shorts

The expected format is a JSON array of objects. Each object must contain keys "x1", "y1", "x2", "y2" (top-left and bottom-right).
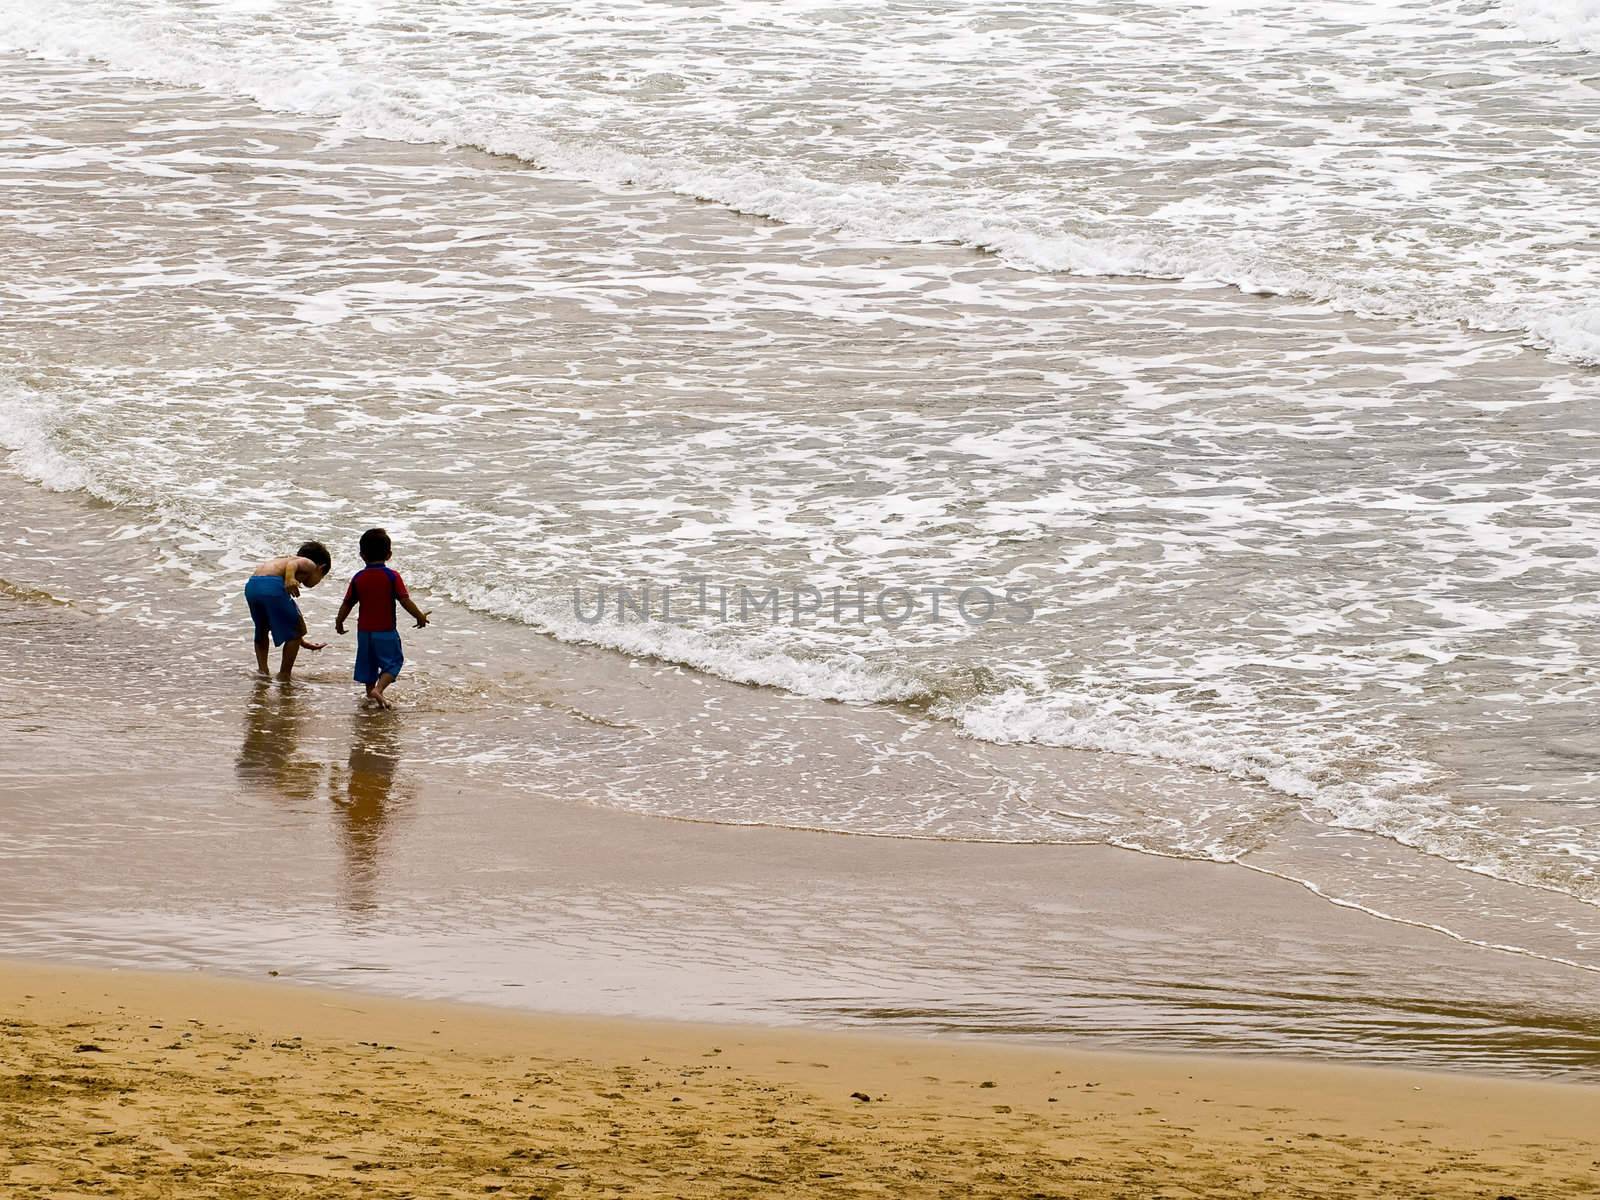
[
  {"x1": 354, "y1": 630, "x2": 404, "y2": 685},
  {"x1": 244, "y1": 575, "x2": 303, "y2": 647}
]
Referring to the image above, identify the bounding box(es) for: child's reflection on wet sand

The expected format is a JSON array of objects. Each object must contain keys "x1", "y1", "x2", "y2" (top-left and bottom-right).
[
  {"x1": 331, "y1": 710, "x2": 408, "y2": 916},
  {"x1": 237, "y1": 682, "x2": 408, "y2": 915},
  {"x1": 235, "y1": 680, "x2": 321, "y2": 806}
]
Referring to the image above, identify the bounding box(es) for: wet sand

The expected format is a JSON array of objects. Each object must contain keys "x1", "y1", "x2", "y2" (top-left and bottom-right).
[
  {"x1": 5, "y1": 46, "x2": 1600, "y2": 974},
  {"x1": 4, "y1": 509, "x2": 1600, "y2": 1074},
  {"x1": 4, "y1": 957, "x2": 1599, "y2": 1198}
]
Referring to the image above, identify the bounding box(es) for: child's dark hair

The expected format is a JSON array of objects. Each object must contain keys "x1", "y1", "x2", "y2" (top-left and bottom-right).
[
  {"x1": 359, "y1": 527, "x2": 392, "y2": 564},
  {"x1": 297, "y1": 541, "x2": 332, "y2": 573}
]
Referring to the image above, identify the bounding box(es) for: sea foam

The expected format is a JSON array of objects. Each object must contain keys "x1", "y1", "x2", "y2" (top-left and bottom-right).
[
  {"x1": 0, "y1": 381, "x2": 96, "y2": 497},
  {"x1": 1502, "y1": 0, "x2": 1600, "y2": 50},
  {"x1": 2, "y1": 2, "x2": 1598, "y2": 364}
]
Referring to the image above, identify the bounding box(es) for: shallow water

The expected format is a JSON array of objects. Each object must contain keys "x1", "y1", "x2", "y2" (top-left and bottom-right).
[
  {"x1": 2, "y1": 5, "x2": 1600, "y2": 1066},
  {"x1": 5, "y1": 551, "x2": 1600, "y2": 1078}
]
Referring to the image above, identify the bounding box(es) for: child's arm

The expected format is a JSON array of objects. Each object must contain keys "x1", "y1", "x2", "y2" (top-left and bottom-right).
[
  {"x1": 335, "y1": 593, "x2": 356, "y2": 635},
  {"x1": 297, "y1": 609, "x2": 326, "y2": 652},
  {"x1": 399, "y1": 595, "x2": 430, "y2": 628},
  {"x1": 282, "y1": 557, "x2": 305, "y2": 596}
]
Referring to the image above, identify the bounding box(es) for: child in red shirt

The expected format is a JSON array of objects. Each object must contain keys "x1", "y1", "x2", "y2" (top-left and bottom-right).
[{"x1": 335, "y1": 527, "x2": 430, "y2": 709}]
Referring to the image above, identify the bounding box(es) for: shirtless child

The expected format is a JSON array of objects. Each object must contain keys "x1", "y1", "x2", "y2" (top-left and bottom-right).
[{"x1": 243, "y1": 542, "x2": 332, "y2": 679}]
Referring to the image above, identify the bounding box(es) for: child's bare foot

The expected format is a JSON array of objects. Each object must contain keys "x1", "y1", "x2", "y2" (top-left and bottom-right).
[{"x1": 372, "y1": 671, "x2": 395, "y2": 710}]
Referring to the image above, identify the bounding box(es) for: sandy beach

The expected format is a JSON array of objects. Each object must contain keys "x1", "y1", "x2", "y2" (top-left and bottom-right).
[
  {"x1": 5, "y1": 957, "x2": 1599, "y2": 1198},
  {"x1": 4, "y1": 8, "x2": 1600, "y2": 1197}
]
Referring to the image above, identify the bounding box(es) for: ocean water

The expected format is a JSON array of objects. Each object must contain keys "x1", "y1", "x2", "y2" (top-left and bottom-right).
[{"x1": 2, "y1": 2, "x2": 1600, "y2": 992}]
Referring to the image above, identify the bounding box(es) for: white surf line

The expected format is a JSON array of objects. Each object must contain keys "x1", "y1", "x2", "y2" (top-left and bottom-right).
[{"x1": 0, "y1": 24, "x2": 1595, "y2": 364}]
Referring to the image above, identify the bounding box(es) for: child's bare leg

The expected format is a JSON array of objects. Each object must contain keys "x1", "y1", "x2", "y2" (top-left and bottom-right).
[
  {"x1": 278, "y1": 637, "x2": 302, "y2": 680},
  {"x1": 254, "y1": 633, "x2": 270, "y2": 676},
  {"x1": 371, "y1": 671, "x2": 395, "y2": 709}
]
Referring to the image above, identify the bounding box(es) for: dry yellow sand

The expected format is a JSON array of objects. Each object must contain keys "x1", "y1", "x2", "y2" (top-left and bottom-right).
[{"x1": 2, "y1": 958, "x2": 1598, "y2": 1199}]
